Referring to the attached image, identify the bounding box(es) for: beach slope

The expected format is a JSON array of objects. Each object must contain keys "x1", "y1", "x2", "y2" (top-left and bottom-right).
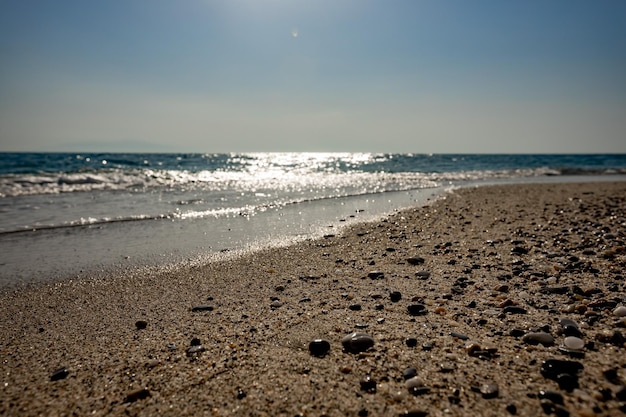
[{"x1": 1, "y1": 181, "x2": 625, "y2": 416}]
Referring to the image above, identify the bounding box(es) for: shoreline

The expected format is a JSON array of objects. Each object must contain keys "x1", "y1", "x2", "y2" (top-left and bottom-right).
[{"x1": 1, "y1": 181, "x2": 625, "y2": 416}]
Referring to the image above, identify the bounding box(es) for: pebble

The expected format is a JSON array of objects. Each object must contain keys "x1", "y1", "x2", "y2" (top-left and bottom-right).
[
  {"x1": 450, "y1": 331, "x2": 469, "y2": 340},
  {"x1": 308, "y1": 339, "x2": 331, "y2": 357},
  {"x1": 405, "y1": 337, "x2": 417, "y2": 347},
  {"x1": 563, "y1": 336, "x2": 585, "y2": 350},
  {"x1": 360, "y1": 375, "x2": 377, "y2": 393},
  {"x1": 405, "y1": 377, "x2": 429, "y2": 395},
  {"x1": 349, "y1": 303, "x2": 362, "y2": 311},
  {"x1": 403, "y1": 367, "x2": 417, "y2": 380},
  {"x1": 480, "y1": 382, "x2": 499, "y2": 399},
  {"x1": 50, "y1": 367, "x2": 69, "y2": 381},
  {"x1": 614, "y1": 306, "x2": 626, "y2": 317},
  {"x1": 415, "y1": 270, "x2": 431, "y2": 280},
  {"x1": 559, "y1": 318, "x2": 583, "y2": 338},
  {"x1": 368, "y1": 271, "x2": 384, "y2": 279},
  {"x1": 270, "y1": 300, "x2": 283, "y2": 309},
  {"x1": 407, "y1": 256, "x2": 425, "y2": 265},
  {"x1": 186, "y1": 345, "x2": 205, "y2": 356},
  {"x1": 503, "y1": 306, "x2": 528, "y2": 314},
  {"x1": 390, "y1": 291, "x2": 402, "y2": 302},
  {"x1": 191, "y1": 305, "x2": 214, "y2": 312},
  {"x1": 407, "y1": 304, "x2": 428, "y2": 316},
  {"x1": 341, "y1": 332, "x2": 374, "y2": 353},
  {"x1": 538, "y1": 390, "x2": 564, "y2": 404},
  {"x1": 541, "y1": 359, "x2": 584, "y2": 391},
  {"x1": 135, "y1": 320, "x2": 148, "y2": 330},
  {"x1": 522, "y1": 332, "x2": 555, "y2": 346},
  {"x1": 124, "y1": 388, "x2": 151, "y2": 403}
]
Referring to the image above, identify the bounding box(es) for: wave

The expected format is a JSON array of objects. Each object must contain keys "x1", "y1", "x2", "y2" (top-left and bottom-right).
[{"x1": 2, "y1": 165, "x2": 622, "y2": 198}]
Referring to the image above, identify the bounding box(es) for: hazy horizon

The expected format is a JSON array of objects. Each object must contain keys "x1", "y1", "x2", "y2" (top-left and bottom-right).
[{"x1": 1, "y1": 1, "x2": 625, "y2": 154}]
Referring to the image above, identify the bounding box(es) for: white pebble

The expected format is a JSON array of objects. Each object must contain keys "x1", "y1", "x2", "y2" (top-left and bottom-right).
[{"x1": 614, "y1": 306, "x2": 626, "y2": 317}]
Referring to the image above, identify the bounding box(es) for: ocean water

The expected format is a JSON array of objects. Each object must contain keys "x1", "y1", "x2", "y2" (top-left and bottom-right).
[{"x1": 1, "y1": 152, "x2": 625, "y2": 286}]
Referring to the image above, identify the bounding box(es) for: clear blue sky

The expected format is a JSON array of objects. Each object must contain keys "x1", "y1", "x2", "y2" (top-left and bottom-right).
[{"x1": 1, "y1": 0, "x2": 625, "y2": 153}]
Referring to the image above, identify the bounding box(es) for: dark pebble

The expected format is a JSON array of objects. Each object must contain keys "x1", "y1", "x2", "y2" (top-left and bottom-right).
[
  {"x1": 390, "y1": 291, "x2": 402, "y2": 302},
  {"x1": 186, "y1": 345, "x2": 205, "y2": 356},
  {"x1": 416, "y1": 270, "x2": 431, "y2": 280},
  {"x1": 506, "y1": 404, "x2": 517, "y2": 415},
  {"x1": 190, "y1": 338, "x2": 201, "y2": 346},
  {"x1": 538, "y1": 390, "x2": 564, "y2": 405},
  {"x1": 308, "y1": 339, "x2": 331, "y2": 357},
  {"x1": 422, "y1": 341, "x2": 434, "y2": 351},
  {"x1": 405, "y1": 337, "x2": 418, "y2": 347},
  {"x1": 191, "y1": 305, "x2": 214, "y2": 312},
  {"x1": 360, "y1": 375, "x2": 377, "y2": 393},
  {"x1": 236, "y1": 388, "x2": 247, "y2": 399},
  {"x1": 135, "y1": 320, "x2": 148, "y2": 330},
  {"x1": 342, "y1": 332, "x2": 374, "y2": 353},
  {"x1": 403, "y1": 367, "x2": 417, "y2": 380},
  {"x1": 510, "y1": 328, "x2": 525, "y2": 338},
  {"x1": 50, "y1": 367, "x2": 69, "y2": 381},
  {"x1": 560, "y1": 318, "x2": 583, "y2": 338},
  {"x1": 407, "y1": 256, "x2": 425, "y2": 265},
  {"x1": 124, "y1": 388, "x2": 151, "y2": 403},
  {"x1": 349, "y1": 303, "x2": 362, "y2": 311},
  {"x1": 375, "y1": 304, "x2": 384, "y2": 310},
  {"x1": 368, "y1": 271, "x2": 384, "y2": 279},
  {"x1": 541, "y1": 359, "x2": 583, "y2": 391},
  {"x1": 407, "y1": 304, "x2": 428, "y2": 316},
  {"x1": 503, "y1": 306, "x2": 528, "y2": 314},
  {"x1": 511, "y1": 246, "x2": 529, "y2": 255}
]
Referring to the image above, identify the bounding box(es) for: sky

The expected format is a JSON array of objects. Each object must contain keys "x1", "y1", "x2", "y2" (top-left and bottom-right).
[{"x1": 0, "y1": 0, "x2": 625, "y2": 153}]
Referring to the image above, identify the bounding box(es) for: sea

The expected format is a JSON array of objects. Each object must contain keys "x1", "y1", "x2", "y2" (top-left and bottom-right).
[{"x1": 1, "y1": 152, "x2": 625, "y2": 287}]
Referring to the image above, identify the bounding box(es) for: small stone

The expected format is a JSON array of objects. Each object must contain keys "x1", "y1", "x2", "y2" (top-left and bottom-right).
[
  {"x1": 450, "y1": 331, "x2": 469, "y2": 341},
  {"x1": 390, "y1": 291, "x2": 402, "y2": 302},
  {"x1": 539, "y1": 390, "x2": 564, "y2": 405},
  {"x1": 614, "y1": 306, "x2": 626, "y2": 317},
  {"x1": 368, "y1": 271, "x2": 384, "y2": 279},
  {"x1": 522, "y1": 332, "x2": 555, "y2": 346},
  {"x1": 511, "y1": 246, "x2": 528, "y2": 255},
  {"x1": 308, "y1": 339, "x2": 331, "y2": 357},
  {"x1": 407, "y1": 256, "x2": 425, "y2": 265},
  {"x1": 416, "y1": 270, "x2": 431, "y2": 280},
  {"x1": 405, "y1": 337, "x2": 418, "y2": 347},
  {"x1": 186, "y1": 345, "x2": 205, "y2": 356},
  {"x1": 563, "y1": 336, "x2": 585, "y2": 351},
  {"x1": 342, "y1": 332, "x2": 374, "y2": 353},
  {"x1": 403, "y1": 367, "x2": 417, "y2": 380},
  {"x1": 405, "y1": 377, "x2": 429, "y2": 395},
  {"x1": 480, "y1": 382, "x2": 499, "y2": 399},
  {"x1": 190, "y1": 337, "x2": 201, "y2": 346},
  {"x1": 506, "y1": 403, "x2": 517, "y2": 415},
  {"x1": 124, "y1": 388, "x2": 151, "y2": 403},
  {"x1": 236, "y1": 388, "x2": 247, "y2": 399},
  {"x1": 191, "y1": 305, "x2": 214, "y2": 312},
  {"x1": 270, "y1": 300, "x2": 283, "y2": 308},
  {"x1": 50, "y1": 367, "x2": 69, "y2": 381},
  {"x1": 503, "y1": 306, "x2": 527, "y2": 314},
  {"x1": 407, "y1": 304, "x2": 428, "y2": 316},
  {"x1": 560, "y1": 318, "x2": 583, "y2": 338},
  {"x1": 349, "y1": 303, "x2": 362, "y2": 311},
  {"x1": 360, "y1": 375, "x2": 377, "y2": 393},
  {"x1": 541, "y1": 359, "x2": 583, "y2": 391}
]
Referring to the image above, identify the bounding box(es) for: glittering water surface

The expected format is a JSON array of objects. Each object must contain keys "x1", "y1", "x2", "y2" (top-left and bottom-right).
[
  {"x1": 1, "y1": 152, "x2": 624, "y2": 233},
  {"x1": 0, "y1": 152, "x2": 624, "y2": 285}
]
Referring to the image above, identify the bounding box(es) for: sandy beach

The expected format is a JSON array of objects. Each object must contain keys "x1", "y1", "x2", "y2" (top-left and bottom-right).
[{"x1": 1, "y1": 181, "x2": 625, "y2": 416}]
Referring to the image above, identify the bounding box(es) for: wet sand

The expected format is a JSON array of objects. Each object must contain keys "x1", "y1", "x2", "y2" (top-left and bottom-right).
[{"x1": 1, "y1": 181, "x2": 625, "y2": 416}]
